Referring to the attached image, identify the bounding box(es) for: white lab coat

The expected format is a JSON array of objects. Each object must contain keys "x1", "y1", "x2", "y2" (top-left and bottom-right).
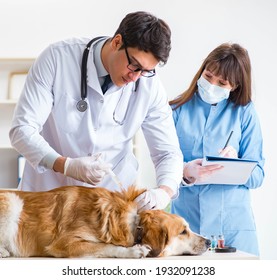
[{"x1": 9, "y1": 37, "x2": 183, "y2": 193}]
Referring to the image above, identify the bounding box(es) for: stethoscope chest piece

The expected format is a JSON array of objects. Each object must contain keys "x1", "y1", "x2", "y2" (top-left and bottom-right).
[{"x1": 76, "y1": 99, "x2": 88, "y2": 112}]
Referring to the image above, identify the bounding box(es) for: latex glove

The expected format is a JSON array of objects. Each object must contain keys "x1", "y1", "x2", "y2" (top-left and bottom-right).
[
  {"x1": 135, "y1": 188, "x2": 171, "y2": 212},
  {"x1": 184, "y1": 158, "x2": 222, "y2": 184},
  {"x1": 64, "y1": 154, "x2": 112, "y2": 185},
  {"x1": 218, "y1": 145, "x2": 238, "y2": 158}
]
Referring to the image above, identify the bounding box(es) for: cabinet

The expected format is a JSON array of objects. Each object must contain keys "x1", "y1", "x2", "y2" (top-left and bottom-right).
[{"x1": 0, "y1": 58, "x2": 35, "y2": 189}]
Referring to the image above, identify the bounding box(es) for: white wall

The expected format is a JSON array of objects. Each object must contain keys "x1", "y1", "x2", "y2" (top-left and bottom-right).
[{"x1": 0, "y1": 0, "x2": 276, "y2": 259}]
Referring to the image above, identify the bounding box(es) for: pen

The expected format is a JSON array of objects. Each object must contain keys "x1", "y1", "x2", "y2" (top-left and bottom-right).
[{"x1": 223, "y1": 131, "x2": 233, "y2": 149}]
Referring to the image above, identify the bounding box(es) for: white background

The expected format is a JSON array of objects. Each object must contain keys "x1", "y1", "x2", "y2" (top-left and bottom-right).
[{"x1": 0, "y1": 0, "x2": 276, "y2": 260}]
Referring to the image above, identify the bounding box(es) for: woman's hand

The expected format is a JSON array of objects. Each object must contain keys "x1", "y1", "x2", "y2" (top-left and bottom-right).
[
  {"x1": 184, "y1": 159, "x2": 223, "y2": 184},
  {"x1": 219, "y1": 145, "x2": 238, "y2": 158}
]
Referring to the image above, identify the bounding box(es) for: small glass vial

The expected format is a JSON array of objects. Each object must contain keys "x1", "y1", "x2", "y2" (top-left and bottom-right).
[
  {"x1": 210, "y1": 235, "x2": 217, "y2": 250},
  {"x1": 217, "y1": 234, "x2": 225, "y2": 248}
]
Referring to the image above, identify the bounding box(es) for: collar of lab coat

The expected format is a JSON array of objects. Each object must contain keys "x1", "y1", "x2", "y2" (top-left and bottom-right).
[
  {"x1": 86, "y1": 37, "x2": 109, "y2": 94},
  {"x1": 94, "y1": 38, "x2": 109, "y2": 77}
]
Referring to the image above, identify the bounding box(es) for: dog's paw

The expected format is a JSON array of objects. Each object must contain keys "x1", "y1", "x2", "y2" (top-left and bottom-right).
[
  {"x1": 0, "y1": 247, "x2": 10, "y2": 258},
  {"x1": 127, "y1": 244, "x2": 151, "y2": 258}
]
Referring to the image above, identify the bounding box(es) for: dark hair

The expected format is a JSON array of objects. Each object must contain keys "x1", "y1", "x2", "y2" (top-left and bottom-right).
[
  {"x1": 113, "y1": 11, "x2": 171, "y2": 65},
  {"x1": 170, "y1": 43, "x2": 252, "y2": 109}
]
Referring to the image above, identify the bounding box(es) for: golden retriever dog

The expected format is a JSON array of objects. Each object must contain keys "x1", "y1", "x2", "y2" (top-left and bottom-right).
[{"x1": 0, "y1": 185, "x2": 210, "y2": 258}]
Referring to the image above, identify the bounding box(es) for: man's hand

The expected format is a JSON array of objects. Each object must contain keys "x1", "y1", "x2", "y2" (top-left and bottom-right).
[
  {"x1": 64, "y1": 154, "x2": 111, "y2": 185},
  {"x1": 135, "y1": 188, "x2": 171, "y2": 212}
]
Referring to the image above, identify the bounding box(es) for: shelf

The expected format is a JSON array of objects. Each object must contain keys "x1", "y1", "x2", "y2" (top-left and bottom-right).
[
  {"x1": 0, "y1": 57, "x2": 35, "y2": 67},
  {"x1": 0, "y1": 146, "x2": 14, "y2": 149},
  {"x1": 0, "y1": 99, "x2": 17, "y2": 105}
]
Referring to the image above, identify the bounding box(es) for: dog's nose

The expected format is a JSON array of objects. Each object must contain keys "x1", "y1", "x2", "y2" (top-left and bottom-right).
[{"x1": 205, "y1": 239, "x2": 211, "y2": 247}]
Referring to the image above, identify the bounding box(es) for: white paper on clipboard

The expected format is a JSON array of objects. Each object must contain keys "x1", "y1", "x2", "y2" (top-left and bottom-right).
[{"x1": 195, "y1": 156, "x2": 258, "y2": 185}]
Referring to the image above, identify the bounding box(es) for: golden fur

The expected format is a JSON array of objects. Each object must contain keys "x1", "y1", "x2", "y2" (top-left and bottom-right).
[{"x1": 0, "y1": 186, "x2": 210, "y2": 258}]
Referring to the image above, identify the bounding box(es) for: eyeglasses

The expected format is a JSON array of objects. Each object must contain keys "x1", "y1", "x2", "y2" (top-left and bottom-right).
[{"x1": 124, "y1": 46, "x2": 156, "y2": 78}]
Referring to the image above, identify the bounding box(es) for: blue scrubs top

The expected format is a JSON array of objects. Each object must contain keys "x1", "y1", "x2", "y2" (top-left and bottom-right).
[{"x1": 171, "y1": 92, "x2": 265, "y2": 256}]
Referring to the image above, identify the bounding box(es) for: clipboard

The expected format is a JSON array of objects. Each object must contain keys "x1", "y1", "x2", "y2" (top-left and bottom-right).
[{"x1": 195, "y1": 156, "x2": 258, "y2": 185}]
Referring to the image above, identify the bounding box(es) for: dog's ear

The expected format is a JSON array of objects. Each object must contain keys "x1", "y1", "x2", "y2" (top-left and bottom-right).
[
  {"x1": 147, "y1": 228, "x2": 168, "y2": 257},
  {"x1": 139, "y1": 210, "x2": 169, "y2": 257}
]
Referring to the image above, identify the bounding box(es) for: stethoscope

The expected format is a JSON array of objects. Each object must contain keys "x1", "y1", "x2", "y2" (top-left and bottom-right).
[
  {"x1": 76, "y1": 36, "x2": 140, "y2": 125},
  {"x1": 76, "y1": 36, "x2": 102, "y2": 112}
]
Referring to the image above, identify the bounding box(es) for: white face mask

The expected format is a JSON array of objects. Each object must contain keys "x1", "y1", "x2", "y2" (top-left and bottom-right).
[{"x1": 197, "y1": 76, "x2": 230, "y2": 104}]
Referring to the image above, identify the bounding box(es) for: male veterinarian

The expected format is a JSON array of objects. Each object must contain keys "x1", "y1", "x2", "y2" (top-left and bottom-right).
[{"x1": 9, "y1": 11, "x2": 183, "y2": 211}]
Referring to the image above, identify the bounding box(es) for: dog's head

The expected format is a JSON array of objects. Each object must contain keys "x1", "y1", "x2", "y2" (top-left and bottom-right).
[{"x1": 137, "y1": 210, "x2": 210, "y2": 257}]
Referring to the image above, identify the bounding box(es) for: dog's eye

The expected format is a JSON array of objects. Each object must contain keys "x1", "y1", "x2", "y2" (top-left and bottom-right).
[{"x1": 181, "y1": 229, "x2": 187, "y2": 235}]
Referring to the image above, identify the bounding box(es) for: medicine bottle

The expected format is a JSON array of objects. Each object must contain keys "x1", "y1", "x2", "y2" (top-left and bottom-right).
[
  {"x1": 217, "y1": 234, "x2": 225, "y2": 248},
  {"x1": 210, "y1": 235, "x2": 217, "y2": 250}
]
